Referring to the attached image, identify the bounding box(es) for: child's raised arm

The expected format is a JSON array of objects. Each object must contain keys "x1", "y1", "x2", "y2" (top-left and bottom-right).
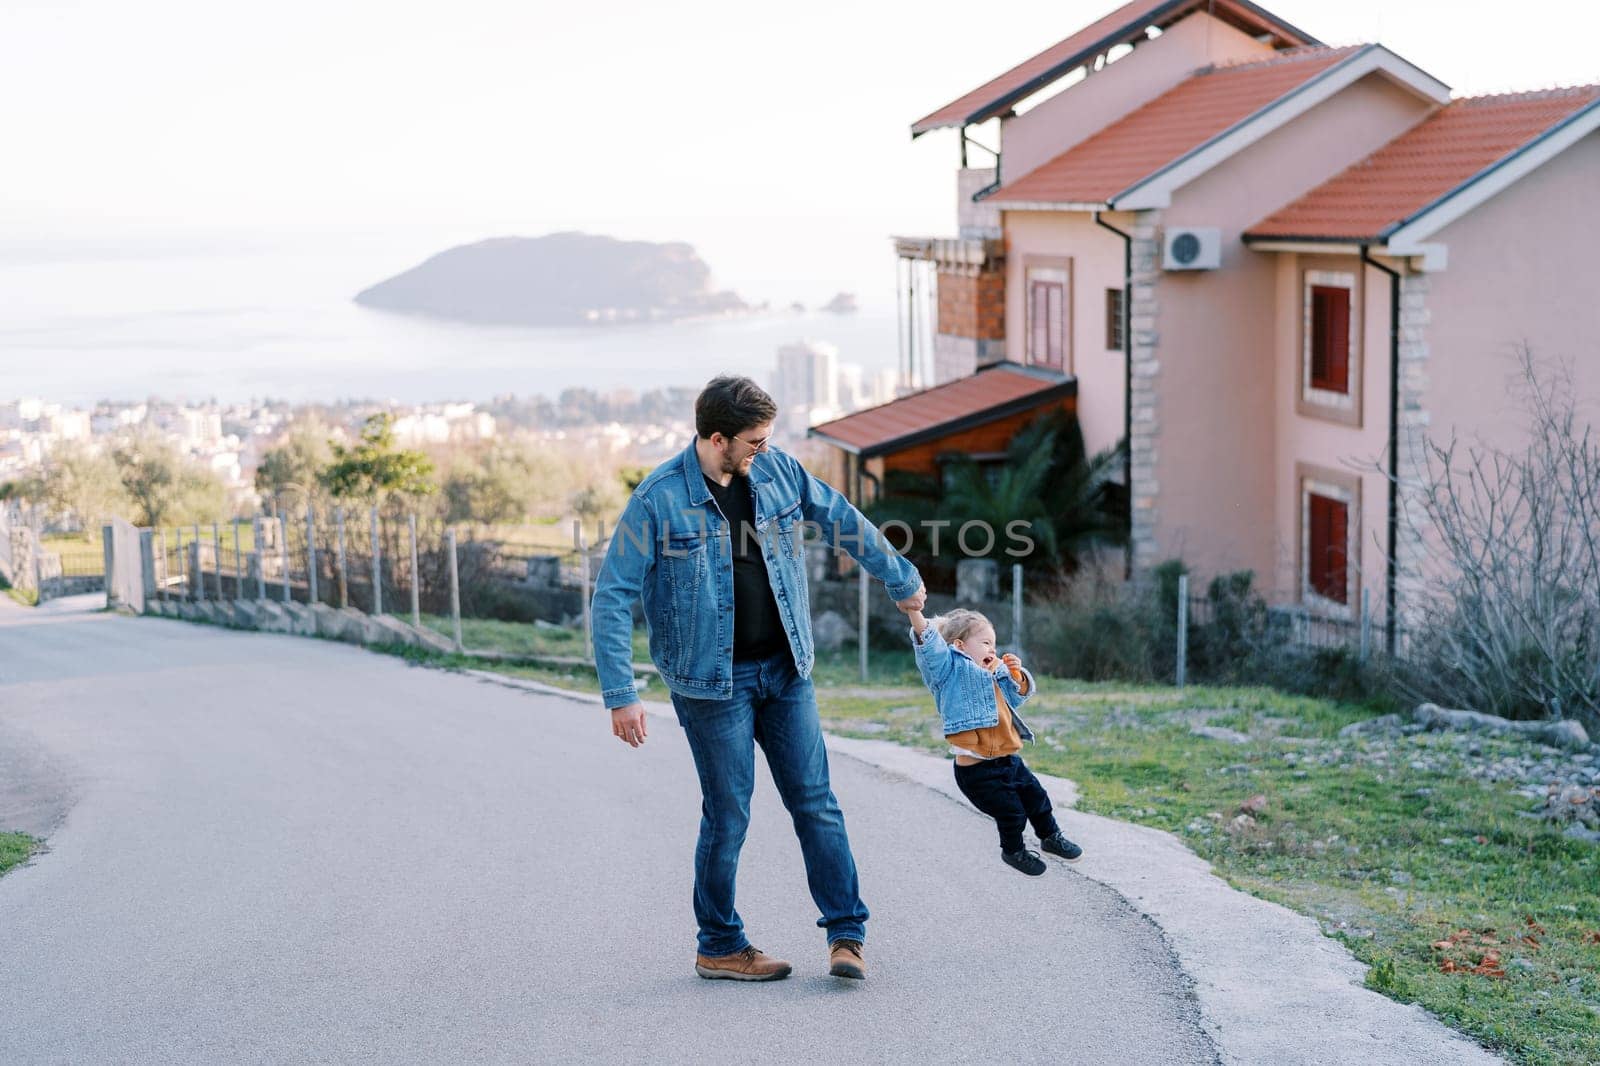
[{"x1": 908, "y1": 610, "x2": 954, "y2": 691}]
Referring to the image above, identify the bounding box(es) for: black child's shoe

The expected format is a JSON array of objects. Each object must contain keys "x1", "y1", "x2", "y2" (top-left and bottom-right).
[
  {"x1": 1001, "y1": 848, "x2": 1047, "y2": 876},
  {"x1": 1040, "y1": 832, "x2": 1083, "y2": 862}
]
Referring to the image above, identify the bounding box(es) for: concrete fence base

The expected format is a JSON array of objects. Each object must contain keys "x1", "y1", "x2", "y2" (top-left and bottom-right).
[{"x1": 147, "y1": 595, "x2": 455, "y2": 655}]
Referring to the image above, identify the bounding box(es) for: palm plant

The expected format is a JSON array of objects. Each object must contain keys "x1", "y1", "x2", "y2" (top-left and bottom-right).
[{"x1": 867, "y1": 410, "x2": 1125, "y2": 582}]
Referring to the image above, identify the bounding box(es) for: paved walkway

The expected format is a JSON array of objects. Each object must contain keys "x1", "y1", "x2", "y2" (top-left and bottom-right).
[{"x1": 0, "y1": 599, "x2": 1215, "y2": 1065}]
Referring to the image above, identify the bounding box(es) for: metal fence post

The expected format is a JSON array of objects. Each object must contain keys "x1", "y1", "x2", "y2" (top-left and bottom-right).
[
  {"x1": 193, "y1": 523, "x2": 204, "y2": 603},
  {"x1": 370, "y1": 506, "x2": 383, "y2": 617},
  {"x1": 1359, "y1": 588, "x2": 1371, "y2": 662},
  {"x1": 335, "y1": 507, "x2": 349, "y2": 609},
  {"x1": 858, "y1": 564, "x2": 869, "y2": 683},
  {"x1": 1175, "y1": 573, "x2": 1189, "y2": 688},
  {"x1": 253, "y1": 517, "x2": 265, "y2": 601},
  {"x1": 210, "y1": 522, "x2": 222, "y2": 601},
  {"x1": 1011, "y1": 562, "x2": 1024, "y2": 658},
  {"x1": 280, "y1": 516, "x2": 290, "y2": 603},
  {"x1": 306, "y1": 507, "x2": 319, "y2": 605},
  {"x1": 180, "y1": 531, "x2": 192, "y2": 601},
  {"x1": 408, "y1": 513, "x2": 421, "y2": 628},
  {"x1": 575, "y1": 519, "x2": 592, "y2": 663},
  {"x1": 447, "y1": 528, "x2": 463, "y2": 653}
]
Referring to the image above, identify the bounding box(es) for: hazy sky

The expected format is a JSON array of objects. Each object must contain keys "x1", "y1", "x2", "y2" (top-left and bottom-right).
[{"x1": 4, "y1": 0, "x2": 1597, "y2": 292}]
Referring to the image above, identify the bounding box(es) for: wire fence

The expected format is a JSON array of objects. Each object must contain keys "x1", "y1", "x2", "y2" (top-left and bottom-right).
[
  {"x1": 128, "y1": 507, "x2": 1415, "y2": 692},
  {"x1": 149, "y1": 510, "x2": 609, "y2": 632}
]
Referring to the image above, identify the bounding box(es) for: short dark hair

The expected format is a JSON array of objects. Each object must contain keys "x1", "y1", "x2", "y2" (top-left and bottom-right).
[{"x1": 695, "y1": 375, "x2": 778, "y2": 440}]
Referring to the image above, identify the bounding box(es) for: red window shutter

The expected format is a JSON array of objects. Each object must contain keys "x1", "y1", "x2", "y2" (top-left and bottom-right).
[
  {"x1": 1310, "y1": 286, "x2": 1351, "y2": 394},
  {"x1": 1307, "y1": 493, "x2": 1349, "y2": 604}
]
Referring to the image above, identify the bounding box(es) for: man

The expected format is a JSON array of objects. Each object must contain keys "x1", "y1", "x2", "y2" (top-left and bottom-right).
[{"x1": 591, "y1": 375, "x2": 925, "y2": 982}]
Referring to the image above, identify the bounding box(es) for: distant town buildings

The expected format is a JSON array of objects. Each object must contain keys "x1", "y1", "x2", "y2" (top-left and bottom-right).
[{"x1": 770, "y1": 340, "x2": 899, "y2": 445}]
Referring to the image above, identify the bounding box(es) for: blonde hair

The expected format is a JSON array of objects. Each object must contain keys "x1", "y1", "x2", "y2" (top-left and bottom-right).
[{"x1": 929, "y1": 608, "x2": 992, "y2": 645}]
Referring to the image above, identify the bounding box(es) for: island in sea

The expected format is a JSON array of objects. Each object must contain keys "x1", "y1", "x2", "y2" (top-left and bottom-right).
[{"x1": 353, "y1": 232, "x2": 749, "y2": 327}]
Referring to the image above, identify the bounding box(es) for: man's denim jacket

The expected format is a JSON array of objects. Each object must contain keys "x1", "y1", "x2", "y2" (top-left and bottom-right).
[
  {"x1": 591, "y1": 439, "x2": 923, "y2": 709},
  {"x1": 911, "y1": 624, "x2": 1036, "y2": 741}
]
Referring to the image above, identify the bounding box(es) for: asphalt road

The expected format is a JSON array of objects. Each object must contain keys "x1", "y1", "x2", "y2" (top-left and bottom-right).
[{"x1": 0, "y1": 597, "x2": 1218, "y2": 1064}]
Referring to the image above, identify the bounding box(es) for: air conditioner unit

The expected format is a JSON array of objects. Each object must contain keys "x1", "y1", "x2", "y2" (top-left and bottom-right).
[{"x1": 1163, "y1": 227, "x2": 1221, "y2": 270}]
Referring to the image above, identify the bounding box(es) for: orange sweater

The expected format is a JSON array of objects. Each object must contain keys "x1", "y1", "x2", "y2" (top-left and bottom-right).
[{"x1": 945, "y1": 681, "x2": 1024, "y2": 760}]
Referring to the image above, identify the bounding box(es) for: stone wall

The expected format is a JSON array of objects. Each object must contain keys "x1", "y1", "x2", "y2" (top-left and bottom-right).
[
  {"x1": 1128, "y1": 209, "x2": 1164, "y2": 571},
  {"x1": 1393, "y1": 271, "x2": 1432, "y2": 628}
]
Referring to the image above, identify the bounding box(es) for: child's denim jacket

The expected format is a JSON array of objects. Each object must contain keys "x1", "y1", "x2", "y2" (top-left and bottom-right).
[{"x1": 910, "y1": 624, "x2": 1037, "y2": 740}]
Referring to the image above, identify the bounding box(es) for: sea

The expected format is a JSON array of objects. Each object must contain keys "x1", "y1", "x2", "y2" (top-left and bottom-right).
[{"x1": 0, "y1": 232, "x2": 904, "y2": 408}]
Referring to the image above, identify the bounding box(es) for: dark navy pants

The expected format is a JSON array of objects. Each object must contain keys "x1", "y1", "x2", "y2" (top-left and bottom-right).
[{"x1": 953, "y1": 754, "x2": 1060, "y2": 853}]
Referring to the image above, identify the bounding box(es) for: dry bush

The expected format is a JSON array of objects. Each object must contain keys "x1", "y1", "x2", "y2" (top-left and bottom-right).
[{"x1": 1397, "y1": 349, "x2": 1600, "y2": 727}]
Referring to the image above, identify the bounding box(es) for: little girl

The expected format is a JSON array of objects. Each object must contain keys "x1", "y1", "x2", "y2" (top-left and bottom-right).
[{"x1": 907, "y1": 607, "x2": 1082, "y2": 875}]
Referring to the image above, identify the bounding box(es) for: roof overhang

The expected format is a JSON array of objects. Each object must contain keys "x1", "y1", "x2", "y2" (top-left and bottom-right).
[
  {"x1": 910, "y1": 0, "x2": 1324, "y2": 137},
  {"x1": 1112, "y1": 45, "x2": 1453, "y2": 210},
  {"x1": 1240, "y1": 235, "x2": 1450, "y2": 271},
  {"x1": 1380, "y1": 96, "x2": 1600, "y2": 250},
  {"x1": 808, "y1": 377, "x2": 1078, "y2": 458},
  {"x1": 982, "y1": 199, "x2": 1110, "y2": 212}
]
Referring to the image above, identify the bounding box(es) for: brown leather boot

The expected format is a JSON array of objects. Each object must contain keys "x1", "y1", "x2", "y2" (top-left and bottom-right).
[
  {"x1": 694, "y1": 945, "x2": 792, "y2": 981},
  {"x1": 828, "y1": 938, "x2": 866, "y2": 980}
]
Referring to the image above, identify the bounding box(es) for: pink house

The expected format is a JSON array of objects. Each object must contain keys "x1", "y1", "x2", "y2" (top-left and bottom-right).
[{"x1": 891, "y1": 0, "x2": 1600, "y2": 645}]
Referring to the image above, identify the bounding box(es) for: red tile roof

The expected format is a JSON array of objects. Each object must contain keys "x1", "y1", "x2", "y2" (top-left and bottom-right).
[
  {"x1": 912, "y1": 0, "x2": 1320, "y2": 135},
  {"x1": 809, "y1": 365, "x2": 1074, "y2": 455},
  {"x1": 991, "y1": 45, "x2": 1363, "y2": 205},
  {"x1": 1245, "y1": 85, "x2": 1600, "y2": 240}
]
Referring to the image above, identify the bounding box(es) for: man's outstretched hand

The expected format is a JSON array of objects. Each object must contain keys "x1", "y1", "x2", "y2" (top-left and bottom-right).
[
  {"x1": 895, "y1": 583, "x2": 927, "y2": 614},
  {"x1": 611, "y1": 703, "x2": 648, "y2": 748}
]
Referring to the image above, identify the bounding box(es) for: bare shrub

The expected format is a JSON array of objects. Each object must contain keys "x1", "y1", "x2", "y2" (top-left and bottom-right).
[{"x1": 1397, "y1": 349, "x2": 1600, "y2": 726}]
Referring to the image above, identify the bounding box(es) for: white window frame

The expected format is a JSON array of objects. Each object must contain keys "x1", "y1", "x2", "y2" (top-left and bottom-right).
[
  {"x1": 1025, "y1": 265, "x2": 1070, "y2": 371},
  {"x1": 1300, "y1": 475, "x2": 1356, "y2": 618},
  {"x1": 1301, "y1": 269, "x2": 1357, "y2": 412}
]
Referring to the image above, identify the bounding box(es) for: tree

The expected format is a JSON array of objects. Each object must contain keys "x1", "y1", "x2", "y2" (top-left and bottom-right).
[
  {"x1": 439, "y1": 440, "x2": 583, "y2": 526},
  {"x1": 318, "y1": 413, "x2": 435, "y2": 508},
  {"x1": 570, "y1": 471, "x2": 626, "y2": 537},
  {"x1": 19, "y1": 442, "x2": 131, "y2": 530},
  {"x1": 111, "y1": 435, "x2": 228, "y2": 527},
  {"x1": 254, "y1": 418, "x2": 334, "y2": 515}
]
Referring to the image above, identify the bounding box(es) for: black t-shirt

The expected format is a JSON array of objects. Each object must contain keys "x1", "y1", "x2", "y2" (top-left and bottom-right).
[{"x1": 703, "y1": 472, "x2": 787, "y2": 661}]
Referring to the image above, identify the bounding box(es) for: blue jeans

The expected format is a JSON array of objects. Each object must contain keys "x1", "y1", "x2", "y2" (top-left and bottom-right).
[{"x1": 669, "y1": 650, "x2": 868, "y2": 956}]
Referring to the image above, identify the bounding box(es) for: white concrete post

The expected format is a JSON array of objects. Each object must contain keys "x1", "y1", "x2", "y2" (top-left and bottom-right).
[
  {"x1": 447, "y1": 528, "x2": 463, "y2": 653},
  {"x1": 408, "y1": 513, "x2": 421, "y2": 628},
  {"x1": 370, "y1": 505, "x2": 383, "y2": 617},
  {"x1": 155, "y1": 528, "x2": 168, "y2": 602},
  {"x1": 102, "y1": 524, "x2": 115, "y2": 610},
  {"x1": 253, "y1": 517, "x2": 265, "y2": 601},
  {"x1": 279, "y1": 517, "x2": 290, "y2": 603}
]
